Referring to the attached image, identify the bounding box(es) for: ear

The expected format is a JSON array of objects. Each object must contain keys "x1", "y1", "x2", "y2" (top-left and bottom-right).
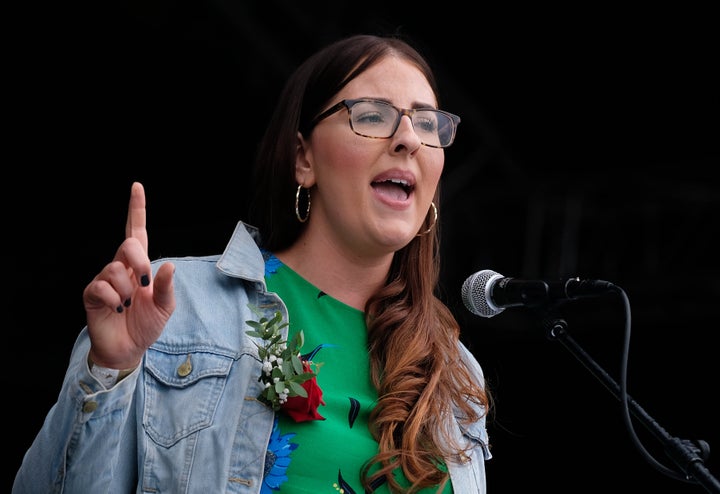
[{"x1": 295, "y1": 132, "x2": 316, "y2": 186}]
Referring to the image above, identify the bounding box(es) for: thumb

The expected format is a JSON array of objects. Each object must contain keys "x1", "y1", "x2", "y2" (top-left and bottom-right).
[{"x1": 152, "y1": 262, "x2": 176, "y2": 315}]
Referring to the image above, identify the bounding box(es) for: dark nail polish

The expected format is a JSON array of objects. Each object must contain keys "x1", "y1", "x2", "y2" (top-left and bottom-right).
[
  {"x1": 124, "y1": 298, "x2": 132, "y2": 307},
  {"x1": 116, "y1": 305, "x2": 124, "y2": 313},
  {"x1": 141, "y1": 274, "x2": 150, "y2": 287}
]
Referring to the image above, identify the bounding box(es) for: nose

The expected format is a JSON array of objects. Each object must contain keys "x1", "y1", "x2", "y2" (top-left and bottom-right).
[{"x1": 392, "y1": 114, "x2": 422, "y2": 150}]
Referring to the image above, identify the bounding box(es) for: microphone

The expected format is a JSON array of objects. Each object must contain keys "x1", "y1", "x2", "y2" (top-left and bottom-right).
[{"x1": 461, "y1": 269, "x2": 617, "y2": 318}]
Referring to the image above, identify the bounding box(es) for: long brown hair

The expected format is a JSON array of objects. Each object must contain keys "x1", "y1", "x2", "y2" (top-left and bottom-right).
[{"x1": 249, "y1": 34, "x2": 490, "y2": 493}]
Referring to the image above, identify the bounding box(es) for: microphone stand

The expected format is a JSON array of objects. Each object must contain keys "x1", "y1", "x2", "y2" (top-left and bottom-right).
[{"x1": 542, "y1": 315, "x2": 720, "y2": 493}]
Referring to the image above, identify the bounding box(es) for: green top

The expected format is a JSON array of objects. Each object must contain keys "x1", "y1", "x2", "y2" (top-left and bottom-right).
[{"x1": 263, "y1": 253, "x2": 452, "y2": 493}]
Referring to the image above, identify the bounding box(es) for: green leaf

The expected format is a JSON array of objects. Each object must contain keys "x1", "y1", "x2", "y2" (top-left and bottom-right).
[
  {"x1": 291, "y1": 354, "x2": 304, "y2": 374},
  {"x1": 265, "y1": 387, "x2": 277, "y2": 401},
  {"x1": 290, "y1": 331, "x2": 304, "y2": 348},
  {"x1": 291, "y1": 372, "x2": 315, "y2": 384},
  {"x1": 287, "y1": 380, "x2": 308, "y2": 397},
  {"x1": 245, "y1": 320, "x2": 264, "y2": 331}
]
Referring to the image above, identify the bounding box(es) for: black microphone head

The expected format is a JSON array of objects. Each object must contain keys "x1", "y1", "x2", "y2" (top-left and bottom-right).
[{"x1": 461, "y1": 269, "x2": 505, "y2": 318}]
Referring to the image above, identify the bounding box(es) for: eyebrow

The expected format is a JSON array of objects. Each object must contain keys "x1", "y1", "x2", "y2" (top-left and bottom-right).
[{"x1": 361, "y1": 97, "x2": 439, "y2": 110}]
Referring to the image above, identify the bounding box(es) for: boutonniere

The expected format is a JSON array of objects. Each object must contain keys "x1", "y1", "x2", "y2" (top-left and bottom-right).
[{"x1": 246, "y1": 309, "x2": 325, "y2": 422}]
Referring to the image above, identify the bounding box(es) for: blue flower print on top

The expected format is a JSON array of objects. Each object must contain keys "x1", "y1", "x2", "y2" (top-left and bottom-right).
[
  {"x1": 262, "y1": 250, "x2": 283, "y2": 276},
  {"x1": 262, "y1": 417, "x2": 298, "y2": 493}
]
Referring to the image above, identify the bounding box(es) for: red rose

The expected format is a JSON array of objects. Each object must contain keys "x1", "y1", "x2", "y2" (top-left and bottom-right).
[{"x1": 281, "y1": 361, "x2": 325, "y2": 422}]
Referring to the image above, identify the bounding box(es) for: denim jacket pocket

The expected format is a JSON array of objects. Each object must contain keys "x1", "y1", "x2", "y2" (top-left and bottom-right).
[{"x1": 142, "y1": 348, "x2": 234, "y2": 448}]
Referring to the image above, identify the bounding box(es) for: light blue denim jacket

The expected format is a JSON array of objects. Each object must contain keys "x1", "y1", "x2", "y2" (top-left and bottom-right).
[{"x1": 13, "y1": 222, "x2": 491, "y2": 493}]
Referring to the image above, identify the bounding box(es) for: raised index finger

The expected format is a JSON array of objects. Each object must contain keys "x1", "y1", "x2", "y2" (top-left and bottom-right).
[{"x1": 126, "y1": 182, "x2": 148, "y2": 253}]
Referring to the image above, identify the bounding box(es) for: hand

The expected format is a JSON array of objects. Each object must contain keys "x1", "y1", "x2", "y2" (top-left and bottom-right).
[{"x1": 83, "y1": 182, "x2": 176, "y2": 370}]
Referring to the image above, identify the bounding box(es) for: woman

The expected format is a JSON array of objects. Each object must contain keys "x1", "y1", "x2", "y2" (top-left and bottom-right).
[{"x1": 14, "y1": 34, "x2": 491, "y2": 493}]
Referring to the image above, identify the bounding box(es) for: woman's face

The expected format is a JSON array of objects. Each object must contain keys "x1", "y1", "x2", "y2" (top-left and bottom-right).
[{"x1": 297, "y1": 56, "x2": 445, "y2": 258}]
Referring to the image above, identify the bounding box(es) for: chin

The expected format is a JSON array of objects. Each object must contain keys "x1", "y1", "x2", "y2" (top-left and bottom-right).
[{"x1": 377, "y1": 229, "x2": 417, "y2": 251}]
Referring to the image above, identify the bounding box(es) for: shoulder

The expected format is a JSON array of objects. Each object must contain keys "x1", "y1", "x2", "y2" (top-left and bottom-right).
[{"x1": 457, "y1": 340, "x2": 485, "y2": 380}]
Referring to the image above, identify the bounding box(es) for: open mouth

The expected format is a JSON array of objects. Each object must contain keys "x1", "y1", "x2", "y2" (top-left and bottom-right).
[{"x1": 371, "y1": 178, "x2": 414, "y2": 201}]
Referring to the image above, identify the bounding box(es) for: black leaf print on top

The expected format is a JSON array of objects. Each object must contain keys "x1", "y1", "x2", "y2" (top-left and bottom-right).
[
  {"x1": 348, "y1": 397, "x2": 360, "y2": 428},
  {"x1": 368, "y1": 475, "x2": 387, "y2": 492},
  {"x1": 318, "y1": 290, "x2": 327, "y2": 299},
  {"x1": 337, "y1": 469, "x2": 356, "y2": 494},
  {"x1": 301, "y1": 343, "x2": 331, "y2": 362}
]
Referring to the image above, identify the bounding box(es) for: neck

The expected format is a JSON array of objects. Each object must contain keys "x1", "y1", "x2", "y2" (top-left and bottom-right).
[{"x1": 274, "y1": 235, "x2": 393, "y2": 312}]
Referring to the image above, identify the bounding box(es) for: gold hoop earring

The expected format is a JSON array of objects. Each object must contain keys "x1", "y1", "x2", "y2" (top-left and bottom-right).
[
  {"x1": 416, "y1": 202, "x2": 438, "y2": 236},
  {"x1": 295, "y1": 184, "x2": 311, "y2": 223}
]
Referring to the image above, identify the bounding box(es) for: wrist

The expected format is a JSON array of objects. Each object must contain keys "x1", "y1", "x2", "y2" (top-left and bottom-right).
[{"x1": 87, "y1": 355, "x2": 137, "y2": 388}]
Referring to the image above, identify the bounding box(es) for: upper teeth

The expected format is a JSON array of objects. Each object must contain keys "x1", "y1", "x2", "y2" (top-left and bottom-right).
[{"x1": 388, "y1": 179, "x2": 409, "y2": 185}]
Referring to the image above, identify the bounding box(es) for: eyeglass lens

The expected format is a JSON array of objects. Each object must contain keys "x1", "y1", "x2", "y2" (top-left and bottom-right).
[{"x1": 349, "y1": 100, "x2": 456, "y2": 148}]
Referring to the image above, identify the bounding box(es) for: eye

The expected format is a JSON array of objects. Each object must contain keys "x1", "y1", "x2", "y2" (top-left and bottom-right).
[
  {"x1": 413, "y1": 113, "x2": 438, "y2": 133},
  {"x1": 355, "y1": 109, "x2": 387, "y2": 126},
  {"x1": 352, "y1": 101, "x2": 397, "y2": 130}
]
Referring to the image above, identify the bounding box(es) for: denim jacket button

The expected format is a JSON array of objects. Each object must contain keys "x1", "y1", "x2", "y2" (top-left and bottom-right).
[{"x1": 177, "y1": 354, "x2": 193, "y2": 377}]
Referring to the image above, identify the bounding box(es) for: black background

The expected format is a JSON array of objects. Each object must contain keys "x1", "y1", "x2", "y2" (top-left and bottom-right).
[{"x1": 7, "y1": 1, "x2": 719, "y2": 492}]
